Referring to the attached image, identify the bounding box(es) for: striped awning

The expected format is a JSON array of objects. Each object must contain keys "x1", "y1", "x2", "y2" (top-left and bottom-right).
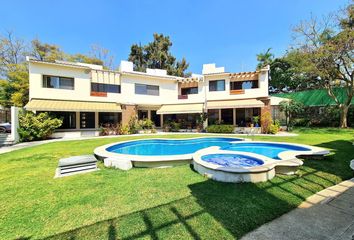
[
  {"x1": 25, "y1": 99, "x2": 121, "y2": 112},
  {"x1": 157, "y1": 103, "x2": 204, "y2": 114},
  {"x1": 207, "y1": 99, "x2": 264, "y2": 109}
]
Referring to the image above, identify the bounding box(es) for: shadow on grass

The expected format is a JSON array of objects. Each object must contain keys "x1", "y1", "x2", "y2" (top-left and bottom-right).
[{"x1": 27, "y1": 140, "x2": 354, "y2": 239}]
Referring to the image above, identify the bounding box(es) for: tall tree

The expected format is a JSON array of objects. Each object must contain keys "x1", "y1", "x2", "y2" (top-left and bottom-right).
[
  {"x1": 0, "y1": 31, "x2": 27, "y2": 77},
  {"x1": 128, "y1": 33, "x2": 190, "y2": 77},
  {"x1": 67, "y1": 53, "x2": 103, "y2": 66},
  {"x1": 292, "y1": 4, "x2": 354, "y2": 128},
  {"x1": 128, "y1": 43, "x2": 146, "y2": 72},
  {"x1": 256, "y1": 48, "x2": 274, "y2": 70},
  {"x1": 31, "y1": 39, "x2": 65, "y2": 62},
  {"x1": 89, "y1": 44, "x2": 115, "y2": 69}
]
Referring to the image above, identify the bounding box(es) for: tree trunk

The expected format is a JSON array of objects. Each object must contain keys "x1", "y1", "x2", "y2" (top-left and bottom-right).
[{"x1": 339, "y1": 104, "x2": 349, "y2": 128}]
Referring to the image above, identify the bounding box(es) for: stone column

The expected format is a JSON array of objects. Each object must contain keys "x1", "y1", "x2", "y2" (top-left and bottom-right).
[
  {"x1": 94, "y1": 112, "x2": 99, "y2": 128},
  {"x1": 160, "y1": 114, "x2": 164, "y2": 127},
  {"x1": 122, "y1": 104, "x2": 137, "y2": 126},
  {"x1": 218, "y1": 109, "x2": 221, "y2": 123},
  {"x1": 147, "y1": 110, "x2": 151, "y2": 120},
  {"x1": 10, "y1": 106, "x2": 19, "y2": 143},
  {"x1": 75, "y1": 112, "x2": 80, "y2": 129},
  {"x1": 233, "y1": 108, "x2": 236, "y2": 126}
]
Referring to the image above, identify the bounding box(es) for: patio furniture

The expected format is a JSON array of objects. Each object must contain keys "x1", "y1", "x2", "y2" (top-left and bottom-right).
[{"x1": 55, "y1": 155, "x2": 98, "y2": 178}]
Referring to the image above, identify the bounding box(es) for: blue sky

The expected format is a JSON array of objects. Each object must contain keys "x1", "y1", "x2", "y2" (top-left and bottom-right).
[{"x1": 1, "y1": 0, "x2": 349, "y2": 73}]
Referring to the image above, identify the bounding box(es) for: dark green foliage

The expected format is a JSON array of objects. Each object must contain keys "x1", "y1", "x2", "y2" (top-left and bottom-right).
[
  {"x1": 206, "y1": 124, "x2": 234, "y2": 133},
  {"x1": 18, "y1": 111, "x2": 62, "y2": 142},
  {"x1": 279, "y1": 100, "x2": 304, "y2": 130},
  {"x1": 128, "y1": 33, "x2": 190, "y2": 77},
  {"x1": 256, "y1": 48, "x2": 274, "y2": 70}
]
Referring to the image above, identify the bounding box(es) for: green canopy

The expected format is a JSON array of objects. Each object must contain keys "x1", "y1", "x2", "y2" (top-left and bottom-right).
[{"x1": 273, "y1": 88, "x2": 354, "y2": 107}]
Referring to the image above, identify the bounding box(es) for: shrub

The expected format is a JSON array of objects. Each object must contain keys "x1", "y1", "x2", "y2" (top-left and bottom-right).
[
  {"x1": 169, "y1": 121, "x2": 181, "y2": 132},
  {"x1": 128, "y1": 115, "x2": 140, "y2": 134},
  {"x1": 18, "y1": 111, "x2": 62, "y2": 142},
  {"x1": 269, "y1": 124, "x2": 279, "y2": 134},
  {"x1": 260, "y1": 111, "x2": 272, "y2": 134},
  {"x1": 206, "y1": 124, "x2": 234, "y2": 133},
  {"x1": 138, "y1": 119, "x2": 154, "y2": 130}
]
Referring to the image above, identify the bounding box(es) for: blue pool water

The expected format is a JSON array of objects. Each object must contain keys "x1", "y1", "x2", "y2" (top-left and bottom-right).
[
  {"x1": 107, "y1": 138, "x2": 241, "y2": 156},
  {"x1": 201, "y1": 153, "x2": 264, "y2": 167},
  {"x1": 221, "y1": 142, "x2": 311, "y2": 159}
]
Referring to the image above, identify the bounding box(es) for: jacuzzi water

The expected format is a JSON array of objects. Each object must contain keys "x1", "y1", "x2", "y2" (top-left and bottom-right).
[
  {"x1": 106, "y1": 138, "x2": 241, "y2": 156},
  {"x1": 221, "y1": 142, "x2": 311, "y2": 159},
  {"x1": 201, "y1": 153, "x2": 264, "y2": 168}
]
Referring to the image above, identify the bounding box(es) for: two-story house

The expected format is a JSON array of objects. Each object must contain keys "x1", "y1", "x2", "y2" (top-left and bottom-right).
[{"x1": 25, "y1": 57, "x2": 271, "y2": 137}]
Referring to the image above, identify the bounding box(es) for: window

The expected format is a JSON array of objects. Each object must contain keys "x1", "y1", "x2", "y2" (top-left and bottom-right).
[
  {"x1": 221, "y1": 109, "x2": 233, "y2": 124},
  {"x1": 138, "y1": 110, "x2": 148, "y2": 119},
  {"x1": 43, "y1": 75, "x2": 74, "y2": 90},
  {"x1": 80, "y1": 112, "x2": 95, "y2": 128},
  {"x1": 181, "y1": 87, "x2": 198, "y2": 95},
  {"x1": 135, "y1": 84, "x2": 159, "y2": 96},
  {"x1": 151, "y1": 110, "x2": 161, "y2": 127},
  {"x1": 45, "y1": 111, "x2": 76, "y2": 129},
  {"x1": 208, "y1": 109, "x2": 219, "y2": 125},
  {"x1": 209, "y1": 80, "x2": 225, "y2": 91},
  {"x1": 230, "y1": 80, "x2": 258, "y2": 90},
  {"x1": 99, "y1": 112, "x2": 121, "y2": 126},
  {"x1": 91, "y1": 83, "x2": 121, "y2": 93}
]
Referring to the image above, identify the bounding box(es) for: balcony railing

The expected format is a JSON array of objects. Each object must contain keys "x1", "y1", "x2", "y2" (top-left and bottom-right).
[{"x1": 178, "y1": 95, "x2": 188, "y2": 99}]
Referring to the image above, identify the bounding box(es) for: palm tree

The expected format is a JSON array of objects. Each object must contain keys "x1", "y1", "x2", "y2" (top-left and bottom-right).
[{"x1": 256, "y1": 48, "x2": 274, "y2": 69}]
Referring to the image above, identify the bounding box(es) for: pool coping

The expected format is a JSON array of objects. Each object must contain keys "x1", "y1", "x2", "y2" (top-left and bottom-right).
[
  {"x1": 93, "y1": 136, "x2": 245, "y2": 162},
  {"x1": 193, "y1": 141, "x2": 330, "y2": 174},
  {"x1": 193, "y1": 146, "x2": 278, "y2": 173}
]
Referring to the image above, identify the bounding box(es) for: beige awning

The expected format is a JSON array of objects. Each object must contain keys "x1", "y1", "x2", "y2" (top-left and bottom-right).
[
  {"x1": 25, "y1": 99, "x2": 122, "y2": 112},
  {"x1": 157, "y1": 103, "x2": 204, "y2": 114},
  {"x1": 207, "y1": 99, "x2": 264, "y2": 109}
]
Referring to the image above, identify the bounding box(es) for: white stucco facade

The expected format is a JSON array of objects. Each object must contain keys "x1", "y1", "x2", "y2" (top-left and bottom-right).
[{"x1": 25, "y1": 57, "x2": 271, "y2": 132}]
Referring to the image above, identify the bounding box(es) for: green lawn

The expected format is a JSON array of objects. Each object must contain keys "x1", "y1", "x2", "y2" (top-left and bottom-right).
[{"x1": 0, "y1": 128, "x2": 353, "y2": 239}]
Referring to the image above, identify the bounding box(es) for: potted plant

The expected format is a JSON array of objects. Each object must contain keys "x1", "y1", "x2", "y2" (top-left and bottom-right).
[{"x1": 253, "y1": 116, "x2": 260, "y2": 127}]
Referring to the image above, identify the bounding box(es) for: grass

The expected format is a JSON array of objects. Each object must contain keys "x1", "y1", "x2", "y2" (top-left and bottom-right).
[{"x1": 0, "y1": 128, "x2": 353, "y2": 239}]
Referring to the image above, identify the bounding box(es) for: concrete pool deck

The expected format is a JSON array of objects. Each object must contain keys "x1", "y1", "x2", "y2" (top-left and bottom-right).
[{"x1": 242, "y1": 178, "x2": 354, "y2": 240}]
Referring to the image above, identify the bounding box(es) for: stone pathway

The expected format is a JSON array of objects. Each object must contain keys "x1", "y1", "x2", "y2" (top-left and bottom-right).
[{"x1": 242, "y1": 178, "x2": 354, "y2": 240}]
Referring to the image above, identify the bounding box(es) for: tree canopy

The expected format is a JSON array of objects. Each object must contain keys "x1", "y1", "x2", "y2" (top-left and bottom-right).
[
  {"x1": 0, "y1": 32, "x2": 114, "y2": 107},
  {"x1": 128, "y1": 33, "x2": 190, "y2": 77}
]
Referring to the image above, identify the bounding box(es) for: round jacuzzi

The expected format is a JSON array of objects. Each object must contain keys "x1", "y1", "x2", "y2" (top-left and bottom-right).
[
  {"x1": 193, "y1": 149, "x2": 276, "y2": 183},
  {"x1": 200, "y1": 153, "x2": 264, "y2": 168}
]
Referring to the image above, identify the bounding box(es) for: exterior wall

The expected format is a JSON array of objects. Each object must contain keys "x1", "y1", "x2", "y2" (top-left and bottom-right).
[
  {"x1": 29, "y1": 62, "x2": 120, "y2": 103},
  {"x1": 29, "y1": 61, "x2": 269, "y2": 106},
  {"x1": 205, "y1": 70, "x2": 268, "y2": 101},
  {"x1": 120, "y1": 74, "x2": 178, "y2": 105}
]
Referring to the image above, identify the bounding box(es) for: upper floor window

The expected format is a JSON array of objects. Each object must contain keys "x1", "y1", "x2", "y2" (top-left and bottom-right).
[
  {"x1": 135, "y1": 84, "x2": 159, "y2": 96},
  {"x1": 91, "y1": 83, "x2": 121, "y2": 93},
  {"x1": 230, "y1": 80, "x2": 258, "y2": 90},
  {"x1": 209, "y1": 80, "x2": 225, "y2": 91},
  {"x1": 43, "y1": 75, "x2": 74, "y2": 90},
  {"x1": 181, "y1": 87, "x2": 198, "y2": 95}
]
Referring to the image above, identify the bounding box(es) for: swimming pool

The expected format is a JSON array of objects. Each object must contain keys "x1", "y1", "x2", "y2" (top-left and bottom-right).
[
  {"x1": 221, "y1": 142, "x2": 311, "y2": 159},
  {"x1": 94, "y1": 137, "x2": 329, "y2": 170},
  {"x1": 106, "y1": 138, "x2": 241, "y2": 156}
]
